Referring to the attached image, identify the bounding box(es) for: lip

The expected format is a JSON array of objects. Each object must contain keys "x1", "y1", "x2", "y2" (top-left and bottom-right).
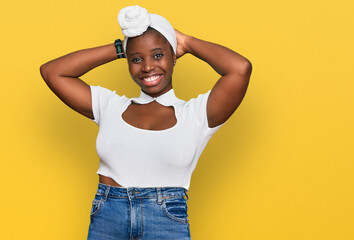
[{"x1": 139, "y1": 74, "x2": 163, "y2": 87}]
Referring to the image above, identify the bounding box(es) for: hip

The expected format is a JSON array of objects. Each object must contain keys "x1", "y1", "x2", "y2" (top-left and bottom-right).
[{"x1": 87, "y1": 183, "x2": 191, "y2": 239}]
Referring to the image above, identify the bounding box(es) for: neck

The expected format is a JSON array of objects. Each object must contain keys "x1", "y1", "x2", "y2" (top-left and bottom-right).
[{"x1": 142, "y1": 86, "x2": 173, "y2": 98}]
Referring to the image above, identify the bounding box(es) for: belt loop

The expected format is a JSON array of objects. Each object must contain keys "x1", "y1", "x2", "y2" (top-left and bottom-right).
[
  {"x1": 184, "y1": 189, "x2": 189, "y2": 200},
  {"x1": 103, "y1": 185, "x2": 110, "y2": 202},
  {"x1": 157, "y1": 187, "x2": 163, "y2": 204}
]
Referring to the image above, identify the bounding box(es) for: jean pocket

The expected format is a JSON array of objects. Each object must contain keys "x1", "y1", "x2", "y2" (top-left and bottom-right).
[
  {"x1": 162, "y1": 196, "x2": 189, "y2": 223},
  {"x1": 90, "y1": 192, "x2": 105, "y2": 217}
]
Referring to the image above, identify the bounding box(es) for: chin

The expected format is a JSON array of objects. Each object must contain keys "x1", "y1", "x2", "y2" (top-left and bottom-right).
[{"x1": 141, "y1": 85, "x2": 172, "y2": 97}]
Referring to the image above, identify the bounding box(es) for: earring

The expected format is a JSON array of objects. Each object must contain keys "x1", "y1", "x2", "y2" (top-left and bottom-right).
[{"x1": 173, "y1": 62, "x2": 176, "y2": 66}]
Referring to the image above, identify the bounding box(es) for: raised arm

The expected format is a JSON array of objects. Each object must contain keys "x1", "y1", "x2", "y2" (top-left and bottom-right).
[
  {"x1": 175, "y1": 29, "x2": 252, "y2": 128},
  {"x1": 39, "y1": 43, "x2": 118, "y2": 120}
]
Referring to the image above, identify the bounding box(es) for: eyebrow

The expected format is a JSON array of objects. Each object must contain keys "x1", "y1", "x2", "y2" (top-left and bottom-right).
[{"x1": 128, "y1": 48, "x2": 165, "y2": 57}]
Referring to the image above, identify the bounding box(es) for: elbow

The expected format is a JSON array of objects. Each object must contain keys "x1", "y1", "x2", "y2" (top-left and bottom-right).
[
  {"x1": 227, "y1": 58, "x2": 252, "y2": 77},
  {"x1": 235, "y1": 60, "x2": 252, "y2": 87},
  {"x1": 39, "y1": 64, "x2": 49, "y2": 81},
  {"x1": 40, "y1": 63, "x2": 56, "y2": 82},
  {"x1": 245, "y1": 59, "x2": 252, "y2": 71},
  {"x1": 240, "y1": 59, "x2": 252, "y2": 77},
  {"x1": 228, "y1": 59, "x2": 252, "y2": 80}
]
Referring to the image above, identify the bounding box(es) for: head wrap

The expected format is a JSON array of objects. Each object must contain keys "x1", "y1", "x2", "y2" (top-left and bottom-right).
[{"x1": 118, "y1": 5, "x2": 177, "y2": 54}]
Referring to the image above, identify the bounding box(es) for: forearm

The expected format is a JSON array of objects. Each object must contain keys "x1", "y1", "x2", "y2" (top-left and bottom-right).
[
  {"x1": 41, "y1": 43, "x2": 118, "y2": 78},
  {"x1": 184, "y1": 36, "x2": 251, "y2": 76}
]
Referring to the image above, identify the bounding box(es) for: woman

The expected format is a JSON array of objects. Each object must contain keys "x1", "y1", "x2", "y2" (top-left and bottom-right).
[{"x1": 40, "y1": 5, "x2": 252, "y2": 240}]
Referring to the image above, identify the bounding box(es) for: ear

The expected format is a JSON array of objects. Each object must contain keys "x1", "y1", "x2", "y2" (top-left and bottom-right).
[{"x1": 173, "y1": 54, "x2": 177, "y2": 66}]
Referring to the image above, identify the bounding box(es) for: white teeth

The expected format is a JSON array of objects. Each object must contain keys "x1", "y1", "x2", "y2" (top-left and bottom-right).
[{"x1": 143, "y1": 75, "x2": 160, "y2": 82}]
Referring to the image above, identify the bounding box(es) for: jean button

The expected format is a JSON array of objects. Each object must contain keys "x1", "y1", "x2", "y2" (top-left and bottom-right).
[{"x1": 130, "y1": 190, "x2": 136, "y2": 196}]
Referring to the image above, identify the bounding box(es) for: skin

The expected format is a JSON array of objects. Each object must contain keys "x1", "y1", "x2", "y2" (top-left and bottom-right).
[
  {"x1": 125, "y1": 29, "x2": 176, "y2": 97},
  {"x1": 40, "y1": 28, "x2": 252, "y2": 187},
  {"x1": 122, "y1": 30, "x2": 178, "y2": 132}
]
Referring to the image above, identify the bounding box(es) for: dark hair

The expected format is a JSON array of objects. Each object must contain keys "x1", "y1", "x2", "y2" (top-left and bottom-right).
[{"x1": 126, "y1": 27, "x2": 174, "y2": 55}]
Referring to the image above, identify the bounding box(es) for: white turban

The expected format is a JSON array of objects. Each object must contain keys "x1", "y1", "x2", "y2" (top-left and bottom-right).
[{"x1": 117, "y1": 5, "x2": 177, "y2": 54}]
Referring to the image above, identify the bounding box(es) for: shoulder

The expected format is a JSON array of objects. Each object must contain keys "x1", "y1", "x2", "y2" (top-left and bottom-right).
[
  {"x1": 176, "y1": 90, "x2": 211, "y2": 121},
  {"x1": 182, "y1": 90, "x2": 224, "y2": 134},
  {"x1": 184, "y1": 90, "x2": 211, "y2": 108},
  {"x1": 90, "y1": 85, "x2": 129, "y2": 104}
]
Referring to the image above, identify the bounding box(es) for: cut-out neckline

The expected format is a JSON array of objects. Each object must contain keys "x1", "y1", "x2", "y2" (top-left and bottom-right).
[{"x1": 120, "y1": 101, "x2": 178, "y2": 132}]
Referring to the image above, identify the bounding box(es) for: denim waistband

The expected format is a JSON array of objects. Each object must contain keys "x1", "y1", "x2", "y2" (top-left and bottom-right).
[{"x1": 96, "y1": 183, "x2": 189, "y2": 200}]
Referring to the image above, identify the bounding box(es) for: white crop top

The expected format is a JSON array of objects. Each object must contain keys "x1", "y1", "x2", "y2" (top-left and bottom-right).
[{"x1": 89, "y1": 85, "x2": 224, "y2": 191}]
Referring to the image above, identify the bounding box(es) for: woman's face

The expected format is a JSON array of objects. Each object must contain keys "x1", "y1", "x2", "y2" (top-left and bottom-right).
[{"x1": 126, "y1": 30, "x2": 176, "y2": 98}]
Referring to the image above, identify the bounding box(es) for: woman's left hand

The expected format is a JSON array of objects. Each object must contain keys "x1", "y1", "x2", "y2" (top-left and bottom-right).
[{"x1": 174, "y1": 29, "x2": 190, "y2": 59}]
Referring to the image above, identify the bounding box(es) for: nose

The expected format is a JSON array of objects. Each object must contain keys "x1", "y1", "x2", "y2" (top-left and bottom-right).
[{"x1": 142, "y1": 59, "x2": 155, "y2": 72}]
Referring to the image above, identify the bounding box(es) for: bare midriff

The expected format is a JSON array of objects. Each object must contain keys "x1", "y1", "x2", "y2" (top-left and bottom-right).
[{"x1": 99, "y1": 175, "x2": 123, "y2": 187}]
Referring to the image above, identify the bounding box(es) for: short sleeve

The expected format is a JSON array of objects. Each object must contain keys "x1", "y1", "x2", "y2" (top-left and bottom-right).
[
  {"x1": 189, "y1": 90, "x2": 225, "y2": 136},
  {"x1": 90, "y1": 85, "x2": 118, "y2": 125}
]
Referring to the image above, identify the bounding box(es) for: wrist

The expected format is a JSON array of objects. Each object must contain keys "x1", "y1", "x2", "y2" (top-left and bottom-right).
[
  {"x1": 183, "y1": 35, "x2": 194, "y2": 54},
  {"x1": 114, "y1": 39, "x2": 125, "y2": 59}
]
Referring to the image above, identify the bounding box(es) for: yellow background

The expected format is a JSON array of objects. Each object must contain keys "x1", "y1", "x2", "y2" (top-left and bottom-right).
[{"x1": 1, "y1": 0, "x2": 353, "y2": 239}]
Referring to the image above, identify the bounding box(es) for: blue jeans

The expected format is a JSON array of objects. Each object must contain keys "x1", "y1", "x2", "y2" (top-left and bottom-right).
[{"x1": 87, "y1": 183, "x2": 191, "y2": 239}]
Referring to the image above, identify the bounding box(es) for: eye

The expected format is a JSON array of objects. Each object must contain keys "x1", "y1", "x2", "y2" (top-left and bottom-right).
[
  {"x1": 154, "y1": 53, "x2": 163, "y2": 59},
  {"x1": 131, "y1": 57, "x2": 142, "y2": 63}
]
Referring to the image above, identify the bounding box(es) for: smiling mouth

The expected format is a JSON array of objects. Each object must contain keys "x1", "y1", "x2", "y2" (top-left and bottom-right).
[{"x1": 140, "y1": 74, "x2": 163, "y2": 86}]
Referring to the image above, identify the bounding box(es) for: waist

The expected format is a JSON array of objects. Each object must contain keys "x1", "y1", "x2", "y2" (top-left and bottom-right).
[{"x1": 96, "y1": 183, "x2": 188, "y2": 199}]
